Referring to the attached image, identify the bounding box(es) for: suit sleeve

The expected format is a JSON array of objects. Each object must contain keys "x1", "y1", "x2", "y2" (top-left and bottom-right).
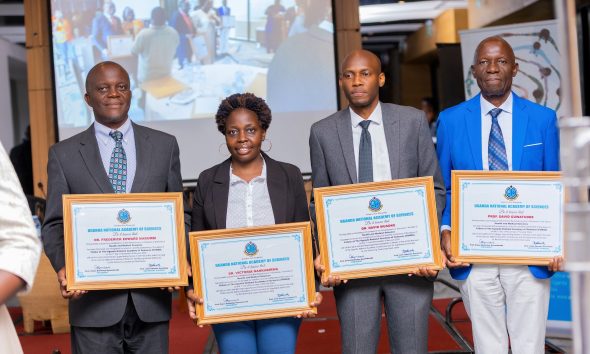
[
  {"x1": 436, "y1": 112, "x2": 452, "y2": 228},
  {"x1": 289, "y1": 166, "x2": 310, "y2": 223},
  {"x1": 166, "y1": 138, "x2": 191, "y2": 260},
  {"x1": 417, "y1": 111, "x2": 445, "y2": 226},
  {"x1": 42, "y1": 147, "x2": 68, "y2": 272},
  {"x1": 543, "y1": 111, "x2": 560, "y2": 171},
  {"x1": 308, "y1": 126, "x2": 328, "y2": 257}
]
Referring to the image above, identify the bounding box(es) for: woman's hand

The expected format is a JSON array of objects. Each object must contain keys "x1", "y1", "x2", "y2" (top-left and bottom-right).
[
  {"x1": 297, "y1": 292, "x2": 323, "y2": 318},
  {"x1": 186, "y1": 289, "x2": 205, "y2": 327}
]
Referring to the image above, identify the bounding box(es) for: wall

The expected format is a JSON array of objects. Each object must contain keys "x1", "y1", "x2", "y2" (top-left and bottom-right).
[{"x1": 0, "y1": 38, "x2": 27, "y2": 151}]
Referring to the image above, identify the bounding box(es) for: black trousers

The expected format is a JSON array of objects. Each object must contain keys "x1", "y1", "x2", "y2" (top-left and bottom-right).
[{"x1": 71, "y1": 293, "x2": 169, "y2": 354}]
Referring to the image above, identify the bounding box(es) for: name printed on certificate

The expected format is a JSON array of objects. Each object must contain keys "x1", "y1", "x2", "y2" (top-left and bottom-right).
[
  {"x1": 459, "y1": 180, "x2": 563, "y2": 257},
  {"x1": 71, "y1": 202, "x2": 180, "y2": 282},
  {"x1": 323, "y1": 186, "x2": 435, "y2": 272},
  {"x1": 199, "y1": 232, "x2": 308, "y2": 316}
]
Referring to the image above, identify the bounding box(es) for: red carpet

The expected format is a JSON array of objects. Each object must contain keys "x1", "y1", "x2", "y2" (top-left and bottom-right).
[{"x1": 11, "y1": 293, "x2": 472, "y2": 353}]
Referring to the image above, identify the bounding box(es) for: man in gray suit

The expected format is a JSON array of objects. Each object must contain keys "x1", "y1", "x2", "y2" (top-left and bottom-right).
[
  {"x1": 310, "y1": 50, "x2": 445, "y2": 354},
  {"x1": 42, "y1": 61, "x2": 189, "y2": 354}
]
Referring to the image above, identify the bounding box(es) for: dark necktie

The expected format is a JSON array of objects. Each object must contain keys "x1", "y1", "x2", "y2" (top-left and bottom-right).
[
  {"x1": 108, "y1": 130, "x2": 127, "y2": 193},
  {"x1": 488, "y1": 108, "x2": 508, "y2": 171},
  {"x1": 358, "y1": 120, "x2": 373, "y2": 183}
]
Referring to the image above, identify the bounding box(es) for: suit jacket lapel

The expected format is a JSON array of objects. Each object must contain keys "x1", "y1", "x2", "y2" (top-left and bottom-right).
[
  {"x1": 465, "y1": 95, "x2": 483, "y2": 170},
  {"x1": 264, "y1": 154, "x2": 287, "y2": 224},
  {"x1": 336, "y1": 110, "x2": 357, "y2": 183},
  {"x1": 212, "y1": 159, "x2": 231, "y2": 229},
  {"x1": 130, "y1": 123, "x2": 152, "y2": 193},
  {"x1": 78, "y1": 124, "x2": 113, "y2": 193},
  {"x1": 511, "y1": 94, "x2": 528, "y2": 171},
  {"x1": 381, "y1": 104, "x2": 400, "y2": 179}
]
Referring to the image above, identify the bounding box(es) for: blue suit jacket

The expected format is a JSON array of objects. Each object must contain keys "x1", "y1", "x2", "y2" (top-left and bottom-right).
[{"x1": 436, "y1": 93, "x2": 560, "y2": 280}]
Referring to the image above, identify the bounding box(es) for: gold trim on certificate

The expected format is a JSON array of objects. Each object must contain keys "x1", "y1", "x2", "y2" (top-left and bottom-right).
[
  {"x1": 63, "y1": 192, "x2": 188, "y2": 291},
  {"x1": 313, "y1": 177, "x2": 442, "y2": 283},
  {"x1": 189, "y1": 222, "x2": 316, "y2": 325},
  {"x1": 451, "y1": 171, "x2": 564, "y2": 265}
]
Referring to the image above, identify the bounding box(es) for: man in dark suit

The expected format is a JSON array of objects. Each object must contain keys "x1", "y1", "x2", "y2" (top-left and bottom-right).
[
  {"x1": 437, "y1": 36, "x2": 562, "y2": 354},
  {"x1": 309, "y1": 49, "x2": 445, "y2": 354},
  {"x1": 42, "y1": 61, "x2": 189, "y2": 354}
]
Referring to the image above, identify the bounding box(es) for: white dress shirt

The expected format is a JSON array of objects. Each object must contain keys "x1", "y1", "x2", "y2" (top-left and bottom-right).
[
  {"x1": 226, "y1": 159, "x2": 275, "y2": 228},
  {"x1": 350, "y1": 102, "x2": 392, "y2": 182},
  {"x1": 0, "y1": 142, "x2": 41, "y2": 354},
  {"x1": 94, "y1": 119, "x2": 137, "y2": 193},
  {"x1": 442, "y1": 93, "x2": 514, "y2": 231},
  {"x1": 481, "y1": 93, "x2": 513, "y2": 171}
]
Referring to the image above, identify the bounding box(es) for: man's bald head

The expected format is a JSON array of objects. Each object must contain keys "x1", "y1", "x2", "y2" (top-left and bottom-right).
[
  {"x1": 85, "y1": 61, "x2": 129, "y2": 93},
  {"x1": 340, "y1": 49, "x2": 381, "y2": 76},
  {"x1": 339, "y1": 49, "x2": 384, "y2": 118},
  {"x1": 472, "y1": 36, "x2": 515, "y2": 66}
]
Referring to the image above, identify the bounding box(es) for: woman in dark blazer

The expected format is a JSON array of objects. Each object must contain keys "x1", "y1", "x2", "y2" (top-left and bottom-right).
[{"x1": 187, "y1": 93, "x2": 321, "y2": 354}]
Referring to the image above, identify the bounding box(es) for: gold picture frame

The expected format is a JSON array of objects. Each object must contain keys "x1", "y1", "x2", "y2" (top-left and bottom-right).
[
  {"x1": 63, "y1": 192, "x2": 188, "y2": 291},
  {"x1": 313, "y1": 177, "x2": 443, "y2": 283},
  {"x1": 189, "y1": 222, "x2": 316, "y2": 325},
  {"x1": 451, "y1": 170, "x2": 564, "y2": 265}
]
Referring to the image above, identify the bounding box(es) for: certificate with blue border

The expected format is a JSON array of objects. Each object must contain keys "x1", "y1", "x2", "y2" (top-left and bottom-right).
[
  {"x1": 63, "y1": 193, "x2": 188, "y2": 290},
  {"x1": 451, "y1": 171, "x2": 564, "y2": 264},
  {"x1": 189, "y1": 222, "x2": 316, "y2": 325},
  {"x1": 314, "y1": 177, "x2": 443, "y2": 282}
]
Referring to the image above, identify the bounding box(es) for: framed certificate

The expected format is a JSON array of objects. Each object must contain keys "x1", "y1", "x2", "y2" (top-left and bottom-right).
[
  {"x1": 313, "y1": 177, "x2": 443, "y2": 282},
  {"x1": 451, "y1": 171, "x2": 564, "y2": 264},
  {"x1": 107, "y1": 34, "x2": 133, "y2": 58},
  {"x1": 189, "y1": 222, "x2": 316, "y2": 325},
  {"x1": 63, "y1": 193, "x2": 188, "y2": 290}
]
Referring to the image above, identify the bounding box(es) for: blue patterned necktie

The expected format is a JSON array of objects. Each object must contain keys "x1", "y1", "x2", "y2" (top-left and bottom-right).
[
  {"x1": 108, "y1": 131, "x2": 127, "y2": 193},
  {"x1": 358, "y1": 120, "x2": 373, "y2": 183},
  {"x1": 488, "y1": 108, "x2": 508, "y2": 171}
]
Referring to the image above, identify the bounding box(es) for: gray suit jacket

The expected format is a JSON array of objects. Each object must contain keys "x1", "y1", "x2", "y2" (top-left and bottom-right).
[
  {"x1": 42, "y1": 122, "x2": 190, "y2": 327},
  {"x1": 309, "y1": 102, "x2": 445, "y2": 236}
]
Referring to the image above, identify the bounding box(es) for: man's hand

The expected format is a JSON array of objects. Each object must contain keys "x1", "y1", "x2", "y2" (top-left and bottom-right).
[
  {"x1": 57, "y1": 267, "x2": 87, "y2": 299},
  {"x1": 186, "y1": 288, "x2": 204, "y2": 327},
  {"x1": 441, "y1": 230, "x2": 469, "y2": 268},
  {"x1": 161, "y1": 262, "x2": 192, "y2": 292},
  {"x1": 412, "y1": 267, "x2": 438, "y2": 278},
  {"x1": 297, "y1": 292, "x2": 323, "y2": 319},
  {"x1": 548, "y1": 256, "x2": 564, "y2": 272},
  {"x1": 314, "y1": 255, "x2": 347, "y2": 287}
]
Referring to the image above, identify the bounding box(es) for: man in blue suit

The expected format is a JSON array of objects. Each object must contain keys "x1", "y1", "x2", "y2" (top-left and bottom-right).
[{"x1": 437, "y1": 36, "x2": 563, "y2": 354}]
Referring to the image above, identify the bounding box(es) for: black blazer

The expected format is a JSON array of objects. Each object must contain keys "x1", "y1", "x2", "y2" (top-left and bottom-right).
[{"x1": 191, "y1": 153, "x2": 309, "y2": 232}]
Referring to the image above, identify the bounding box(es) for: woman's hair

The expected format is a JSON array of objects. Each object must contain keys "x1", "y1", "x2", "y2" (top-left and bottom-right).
[
  {"x1": 122, "y1": 7, "x2": 135, "y2": 21},
  {"x1": 215, "y1": 93, "x2": 272, "y2": 134}
]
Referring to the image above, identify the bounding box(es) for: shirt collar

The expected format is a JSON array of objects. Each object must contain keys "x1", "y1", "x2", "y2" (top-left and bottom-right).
[
  {"x1": 94, "y1": 118, "x2": 132, "y2": 146},
  {"x1": 229, "y1": 157, "x2": 267, "y2": 185},
  {"x1": 480, "y1": 92, "x2": 513, "y2": 117},
  {"x1": 350, "y1": 102, "x2": 383, "y2": 128}
]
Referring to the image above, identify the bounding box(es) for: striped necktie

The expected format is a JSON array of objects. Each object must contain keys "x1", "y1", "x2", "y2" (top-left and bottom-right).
[{"x1": 488, "y1": 108, "x2": 508, "y2": 171}]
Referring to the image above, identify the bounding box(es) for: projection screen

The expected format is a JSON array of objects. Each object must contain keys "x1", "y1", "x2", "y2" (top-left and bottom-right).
[{"x1": 49, "y1": 0, "x2": 338, "y2": 178}]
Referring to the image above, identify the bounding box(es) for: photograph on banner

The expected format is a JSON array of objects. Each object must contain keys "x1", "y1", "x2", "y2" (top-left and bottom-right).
[
  {"x1": 63, "y1": 192, "x2": 188, "y2": 290},
  {"x1": 189, "y1": 222, "x2": 316, "y2": 325},
  {"x1": 313, "y1": 177, "x2": 442, "y2": 283},
  {"x1": 451, "y1": 171, "x2": 564, "y2": 264}
]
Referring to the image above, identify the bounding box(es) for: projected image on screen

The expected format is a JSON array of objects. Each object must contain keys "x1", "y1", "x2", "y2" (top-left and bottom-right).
[
  {"x1": 50, "y1": 0, "x2": 336, "y2": 127},
  {"x1": 50, "y1": 0, "x2": 337, "y2": 177}
]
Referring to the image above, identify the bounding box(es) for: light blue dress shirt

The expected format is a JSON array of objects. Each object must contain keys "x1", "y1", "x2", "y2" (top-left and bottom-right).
[{"x1": 94, "y1": 119, "x2": 137, "y2": 193}]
